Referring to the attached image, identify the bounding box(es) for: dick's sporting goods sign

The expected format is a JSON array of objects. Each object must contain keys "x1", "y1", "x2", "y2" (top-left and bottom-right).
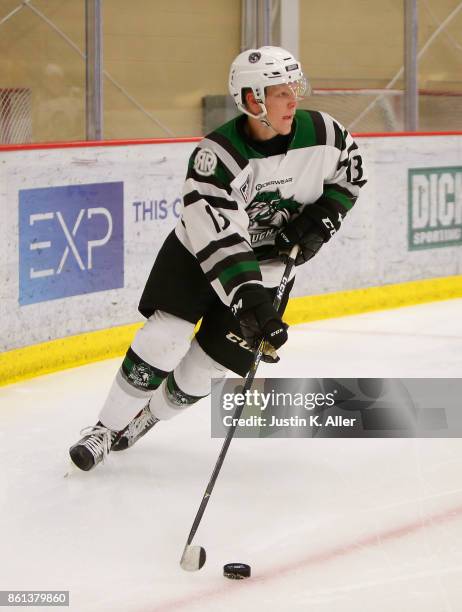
[{"x1": 408, "y1": 166, "x2": 462, "y2": 250}]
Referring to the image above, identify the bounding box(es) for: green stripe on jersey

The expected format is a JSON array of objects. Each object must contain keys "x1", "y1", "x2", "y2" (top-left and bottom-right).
[
  {"x1": 218, "y1": 260, "x2": 260, "y2": 286},
  {"x1": 215, "y1": 118, "x2": 265, "y2": 160},
  {"x1": 289, "y1": 110, "x2": 320, "y2": 150},
  {"x1": 324, "y1": 186, "x2": 355, "y2": 211}
]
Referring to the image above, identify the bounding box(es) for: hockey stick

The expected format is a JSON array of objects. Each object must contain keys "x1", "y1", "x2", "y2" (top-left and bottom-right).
[{"x1": 180, "y1": 244, "x2": 299, "y2": 571}]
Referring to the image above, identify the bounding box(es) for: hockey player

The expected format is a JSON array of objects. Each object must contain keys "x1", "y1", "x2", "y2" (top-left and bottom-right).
[{"x1": 69, "y1": 46, "x2": 367, "y2": 471}]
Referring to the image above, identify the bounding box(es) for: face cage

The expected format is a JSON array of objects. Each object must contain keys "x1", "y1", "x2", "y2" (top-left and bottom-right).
[{"x1": 286, "y1": 76, "x2": 309, "y2": 101}]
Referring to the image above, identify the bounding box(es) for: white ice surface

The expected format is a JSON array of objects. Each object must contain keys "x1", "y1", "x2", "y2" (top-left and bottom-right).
[{"x1": 1, "y1": 299, "x2": 462, "y2": 612}]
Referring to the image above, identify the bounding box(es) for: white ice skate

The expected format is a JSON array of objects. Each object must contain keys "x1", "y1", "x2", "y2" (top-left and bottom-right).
[{"x1": 111, "y1": 405, "x2": 159, "y2": 452}]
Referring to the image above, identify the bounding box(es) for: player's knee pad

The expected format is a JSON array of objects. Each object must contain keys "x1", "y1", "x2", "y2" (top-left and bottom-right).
[{"x1": 131, "y1": 310, "x2": 195, "y2": 372}]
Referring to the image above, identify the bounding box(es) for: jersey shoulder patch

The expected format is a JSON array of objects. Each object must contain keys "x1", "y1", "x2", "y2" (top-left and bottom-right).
[{"x1": 193, "y1": 148, "x2": 218, "y2": 176}]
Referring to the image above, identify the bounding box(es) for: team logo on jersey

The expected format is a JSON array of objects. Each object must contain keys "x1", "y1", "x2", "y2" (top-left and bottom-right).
[
  {"x1": 248, "y1": 52, "x2": 261, "y2": 64},
  {"x1": 246, "y1": 189, "x2": 301, "y2": 245},
  {"x1": 194, "y1": 148, "x2": 217, "y2": 177}
]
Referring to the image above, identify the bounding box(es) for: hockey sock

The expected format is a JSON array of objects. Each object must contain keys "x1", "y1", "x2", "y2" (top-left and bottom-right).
[
  {"x1": 149, "y1": 339, "x2": 228, "y2": 421},
  {"x1": 121, "y1": 348, "x2": 169, "y2": 391},
  {"x1": 99, "y1": 349, "x2": 169, "y2": 431},
  {"x1": 98, "y1": 311, "x2": 194, "y2": 431},
  {"x1": 149, "y1": 372, "x2": 208, "y2": 420},
  {"x1": 166, "y1": 372, "x2": 206, "y2": 407}
]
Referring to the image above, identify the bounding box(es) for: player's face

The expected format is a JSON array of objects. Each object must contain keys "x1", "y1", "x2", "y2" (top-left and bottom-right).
[{"x1": 264, "y1": 84, "x2": 299, "y2": 135}]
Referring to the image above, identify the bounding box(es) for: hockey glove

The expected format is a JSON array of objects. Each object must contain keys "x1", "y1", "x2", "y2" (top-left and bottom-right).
[
  {"x1": 301, "y1": 202, "x2": 344, "y2": 240},
  {"x1": 275, "y1": 201, "x2": 344, "y2": 266},
  {"x1": 231, "y1": 285, "x2": 288, "y2": 357},
  {"x1": 275, "y1": 216, "x2": 325, "y2": 266}
]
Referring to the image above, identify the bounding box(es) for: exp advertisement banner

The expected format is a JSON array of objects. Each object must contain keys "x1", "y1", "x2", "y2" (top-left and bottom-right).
[
  {"x1": 211, "y1": 378, "x2": 458, "y2": 438},
  {"x1": 18, "y1": 182, "x2": 124, "y2": 305}
]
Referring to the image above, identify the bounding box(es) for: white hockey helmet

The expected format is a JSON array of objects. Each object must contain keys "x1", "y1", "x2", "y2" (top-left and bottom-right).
[{"x1": 228, "y1": 46, "x2": 309, "y2": 120}]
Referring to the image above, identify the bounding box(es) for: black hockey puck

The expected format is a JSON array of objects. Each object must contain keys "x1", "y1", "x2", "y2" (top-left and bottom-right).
[{"x1": 223, "y1": 563, "x2": 251, "y2": 579}]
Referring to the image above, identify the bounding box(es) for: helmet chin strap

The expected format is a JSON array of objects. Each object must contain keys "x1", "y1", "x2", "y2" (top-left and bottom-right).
[
  {"x1": 240, "y1": 101, "x2": 279, "y2": 135},
  {"x1": 252, "y1": 102, "x2": 279, "y2": 135},
  {"x1": 257, "y1": 103, "x2": 277, "y2": 133}
]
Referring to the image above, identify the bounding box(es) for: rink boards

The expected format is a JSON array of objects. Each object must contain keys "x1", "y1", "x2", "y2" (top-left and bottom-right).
[{"x1": 0, "y1": 133, "x2": 461, "y2": 383}]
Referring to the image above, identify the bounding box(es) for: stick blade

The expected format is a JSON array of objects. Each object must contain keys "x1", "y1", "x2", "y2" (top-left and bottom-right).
[{"x1": 180, "y1": 545, "x2": 206, "y2": 571}]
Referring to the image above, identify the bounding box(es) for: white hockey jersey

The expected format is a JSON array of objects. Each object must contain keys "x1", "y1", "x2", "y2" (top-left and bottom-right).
[{"x1": 175, "y1": 109, "x2": 366, "y2": 306}]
